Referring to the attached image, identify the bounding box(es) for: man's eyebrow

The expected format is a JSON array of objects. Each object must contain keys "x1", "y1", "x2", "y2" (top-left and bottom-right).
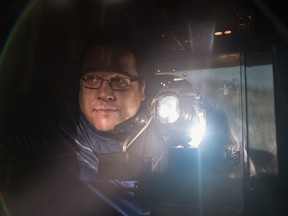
[
  {"x1": 116, "y1": 70, "x2": 136, "y2": 77},
  {"x1": 82, "y1": 67, "x2": 135, "y2": 77}
]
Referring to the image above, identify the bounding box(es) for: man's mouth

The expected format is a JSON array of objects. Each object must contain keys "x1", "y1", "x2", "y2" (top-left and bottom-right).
[{"x1": 94, "y1": 108, "x2": 118, "y2": 113}]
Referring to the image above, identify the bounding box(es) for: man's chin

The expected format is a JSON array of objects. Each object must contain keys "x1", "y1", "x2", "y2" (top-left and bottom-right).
[
  {"x1": 93, "y1": 120, "x2": 120, "y2": 132},
  {"x1": 95, "y1": 125, "x2": 115, "y2": 132}
]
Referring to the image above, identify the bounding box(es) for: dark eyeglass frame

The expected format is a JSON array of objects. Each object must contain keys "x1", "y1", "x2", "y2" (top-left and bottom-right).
[{"x1": 81, "y1": 74, "x2": 142, "y2": 91}]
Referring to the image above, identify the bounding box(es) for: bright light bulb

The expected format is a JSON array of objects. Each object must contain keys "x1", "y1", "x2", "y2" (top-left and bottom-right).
[{"x1": 157, "y1": 95, "x2": 180, "y2": 124}]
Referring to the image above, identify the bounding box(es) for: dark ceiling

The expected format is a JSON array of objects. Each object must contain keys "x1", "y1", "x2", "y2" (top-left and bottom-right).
[{"x1": 0, "y1": 0, "x2": 285, "y2": 55}]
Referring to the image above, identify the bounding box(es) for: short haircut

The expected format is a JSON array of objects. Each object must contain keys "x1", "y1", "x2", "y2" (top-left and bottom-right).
[{"x1": 79, "y1": 29, "x2": 153, "y2": 80}]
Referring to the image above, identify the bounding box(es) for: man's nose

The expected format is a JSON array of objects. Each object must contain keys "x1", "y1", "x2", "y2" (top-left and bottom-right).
[{"x1": 97, "y1": 80, "x2": 115, "y2": 101}]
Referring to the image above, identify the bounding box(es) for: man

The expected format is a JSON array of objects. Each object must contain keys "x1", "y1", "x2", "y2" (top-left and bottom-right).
[
  {"x1": 67, "y1": 40, "x2": 155, "y2": 215},
  {"x1": 0, "y1": 33, "x2": 160, "y2": 216},
  {"x1": 79, "y1": 46, "x2": 146, "y2": 132}
]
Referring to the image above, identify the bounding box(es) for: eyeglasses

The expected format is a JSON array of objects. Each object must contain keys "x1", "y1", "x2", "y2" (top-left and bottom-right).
[{"x1": 81, "y1": 74, "x2": 141, "y2": 91}]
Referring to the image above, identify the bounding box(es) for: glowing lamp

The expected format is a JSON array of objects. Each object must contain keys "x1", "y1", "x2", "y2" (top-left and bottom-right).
[
  {"x1": 155, "y1": 93, "x2": 180, "y2": 124},
  {"x1": 151, "y1": 88, "x2": 206, "y2": 148}
]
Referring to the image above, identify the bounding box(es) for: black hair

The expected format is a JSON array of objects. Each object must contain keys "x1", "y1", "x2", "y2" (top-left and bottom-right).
[{"x1": 79, "y1": 29, "x2": 154, "y2": 80}]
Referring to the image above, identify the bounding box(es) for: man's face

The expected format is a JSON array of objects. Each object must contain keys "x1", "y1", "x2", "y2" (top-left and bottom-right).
[{"x1": 79, "y1": 46, "x2": 145, "y2": 131}]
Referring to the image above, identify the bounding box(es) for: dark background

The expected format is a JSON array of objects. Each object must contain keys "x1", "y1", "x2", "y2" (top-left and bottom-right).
[{"x1": 0, "y1": 0, "x2": 29, "y2": 53}]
